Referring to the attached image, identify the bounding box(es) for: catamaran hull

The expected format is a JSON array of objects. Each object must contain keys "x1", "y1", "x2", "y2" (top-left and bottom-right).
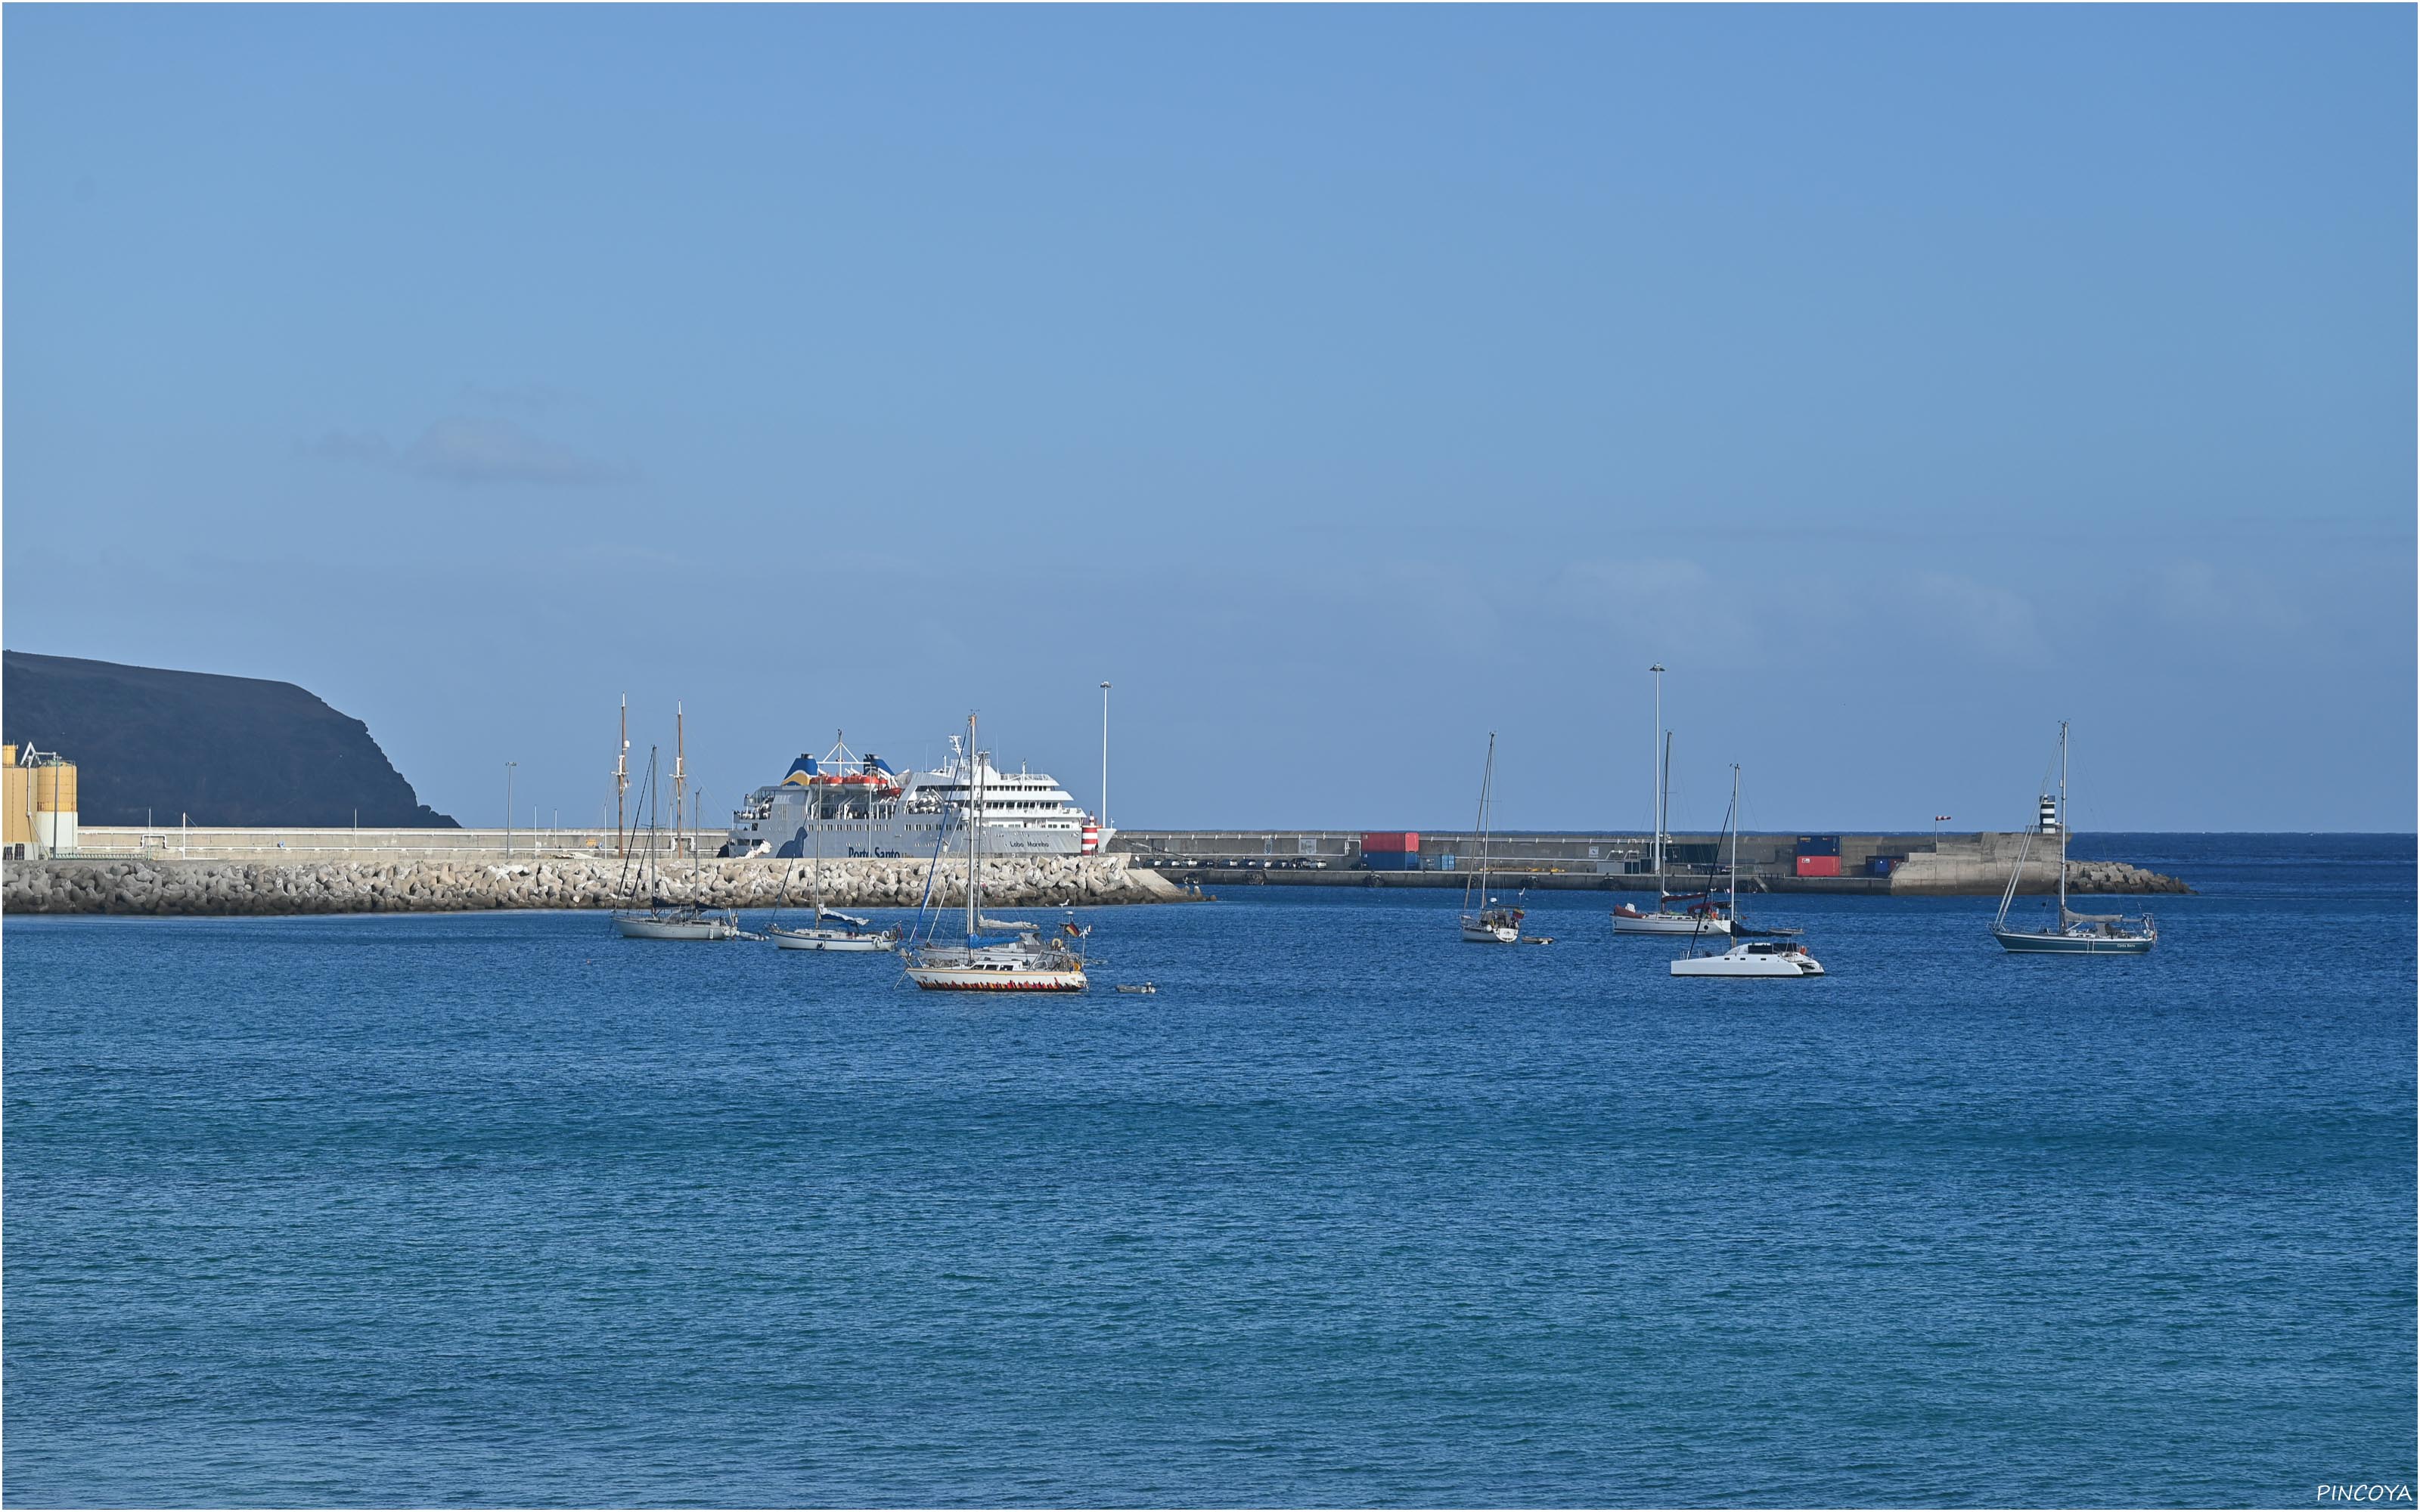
[
  {"x1": 904, "y1": 965, "x2": 1088, "y2": 991},
  {"x1": 614, "y1": 916, "x2": 739, "y2": 940},
  {"x1": 1992, "y1": 928, "x2": 2155, "y2": 956},
  {"x1": 772, "y1": 929, "x2": 894, "y2": 952},
  {"x1": 1674, "y1": 948, "x2": 1820, "y2": 972},
  {"x1": 1612, "y1": 912, "x2": 1733, "y2": 936},
  {"x1": 1671, "y1": 956, "x2": 1823, "y2": 977}
]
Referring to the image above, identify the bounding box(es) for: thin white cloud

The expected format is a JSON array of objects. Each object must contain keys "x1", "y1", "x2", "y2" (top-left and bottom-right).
[
  {"x1": 456, "y1": 382, "x2": 567, "y2": 417},
  {"x1": 399, "y1": 417, "x2": 627, "y2": 486},
  {"x1": 301, "y1": 416, "x2": 631, "y2": 487},
  {"x1": 1552, "y1": 556, "x2": 1762, "y2": 662},
  {"x1": 2155, "y1": 559, "x2": 2297, "y2": 633},
  {"x1": 299, "y1": 429, "x2": 394, "y2": 465},
  {"x1": 1910, "y1": 572, "x2": 2046, "y2": 661}
]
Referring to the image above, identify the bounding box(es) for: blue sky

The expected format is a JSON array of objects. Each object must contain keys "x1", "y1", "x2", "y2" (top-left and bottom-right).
[{"x1": 6, "y1": 5, "x2": 2411, "y2": 833}]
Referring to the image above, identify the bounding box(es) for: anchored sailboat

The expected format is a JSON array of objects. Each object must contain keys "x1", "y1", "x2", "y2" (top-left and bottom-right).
[
  {"x1": 1672, "y1": 766, "x2": 1825, "y2": 978},
  {"x1": 612, "y1": 741, "x2": 741, "y2": 941},
  {"x1": 770, "y1": 732, "x2": 904, "y2": 953},
  {"x1": 1991, "y1": 722, "x2": 2156, "y2": 956},
  {"x1": 1612, "y1": 668, "x2": 1733, "y2": 937},
  {"x1": 1460, "y1": 733, "x2": 1524, "y2": 944},
  {"x1": 900, "y1": 714, "x2": 1090, "y2": 991}
]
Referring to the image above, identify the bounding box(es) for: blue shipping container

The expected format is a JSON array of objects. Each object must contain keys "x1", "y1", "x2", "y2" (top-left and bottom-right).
[
  {"x1": 1360, "y1": 852, "x2": 1423, "y2": 872},
  {"x1": 1795, "y1": 835, "x2": 1842, "y2": 857},
  {"x1": 1867, "y1": 855, "x2": 1900, "y2": 877}
]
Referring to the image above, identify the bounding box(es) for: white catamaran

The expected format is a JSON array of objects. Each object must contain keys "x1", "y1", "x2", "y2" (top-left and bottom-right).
[
  {"x1": 1991, "y1": 722, "x2": 2157, "y2": 956},
  {"x1": 899, "y1": 714, "x2": 1091, "y2": 991},
  {"x1": 1459, "y1": 733, "x2": 1525, "y2": 944},
  {"x1": 1672, "y1": 766, "x2": 1826, "y2": 978},
  {"x1": 1612, "y1": 667, "x2": 1733, "y2": 937}
]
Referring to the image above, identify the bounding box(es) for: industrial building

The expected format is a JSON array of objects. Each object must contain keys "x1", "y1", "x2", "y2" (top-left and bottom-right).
[{"x1": 4, "y1": 745, "x2": 79, "y2": 860}]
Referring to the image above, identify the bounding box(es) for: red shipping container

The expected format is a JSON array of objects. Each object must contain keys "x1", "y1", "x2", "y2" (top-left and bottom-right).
[
  {"x1": 1362, "y1": 832, "x2": 1419, "y2": 854},
  {"x1": 1795, "y1": 855, "x2": 1843, "y2": 878}
]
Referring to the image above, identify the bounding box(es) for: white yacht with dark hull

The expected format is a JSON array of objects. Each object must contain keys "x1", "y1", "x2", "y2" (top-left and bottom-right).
[
  {"x1": 1991, "y1": 722, "x2": 2156, "y2": 956},
  {"x1": 724, "y1": 734, "x2": 1103, "y2": 862}
]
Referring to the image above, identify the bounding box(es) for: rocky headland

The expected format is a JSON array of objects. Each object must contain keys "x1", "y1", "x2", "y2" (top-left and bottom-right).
[{"x1": 3, "y1": 650, "x2": 455, "y2": 827}]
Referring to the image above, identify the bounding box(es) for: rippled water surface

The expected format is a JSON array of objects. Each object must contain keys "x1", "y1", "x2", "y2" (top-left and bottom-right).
[{"x1": 6, "y1": 835, "x2": 2413, "y2": 1505}]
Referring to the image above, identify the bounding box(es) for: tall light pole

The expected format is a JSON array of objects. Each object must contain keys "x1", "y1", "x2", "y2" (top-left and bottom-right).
[
  {"x1": 504, "y1": 761, "x2": 517, "y2": 858},
  {"x1": 1098, "y1": 680, "x2": 1112, "y2": 837}
]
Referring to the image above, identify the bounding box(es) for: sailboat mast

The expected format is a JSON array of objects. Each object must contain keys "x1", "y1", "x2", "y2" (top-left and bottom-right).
[
  {"x1": 645, "y1": 746, "x2": 660, "y2": 899},
  {"x1": 616, "y1": 695, "x2": 629, "y2": 856},
  {"x1": 1469, "y1": 733, "x2": 1497, "y2": 908},
  {"x1": 673, "y1": 703, "x2": 686, "y2": 855},
  {"x1": 2058, "y1": 720, "x2": 2070, "y2": 919},
  {"x1": 966, "y1": 713, "x2": 981, "y2": 941},
  {"x1": 1658, "y1": 731, "x2": 1674, "y2": 900},
  {"x1": 1727, "y1": 765, "x2": 1740, "y2": 919},
  {"x1": 1649, "y1": 665, "x2": 1665, "y2": 888}
]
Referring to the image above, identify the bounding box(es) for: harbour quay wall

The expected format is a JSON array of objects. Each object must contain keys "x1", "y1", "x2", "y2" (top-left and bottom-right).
[
  {"x1": 70, "y1": 825, "x2": 699, "y2": 866},
  {"x1": 1109, "y1": 830, "x2": 2189, "y2": 897},
  {"x1": 2, "y1": 854, "x2": 1190, "y2": 917}
]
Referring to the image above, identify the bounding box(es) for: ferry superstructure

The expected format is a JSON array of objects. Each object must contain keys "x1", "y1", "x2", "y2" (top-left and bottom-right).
[{"x1": 724, "y1": 733, "x2": 1105, "y2": 860}]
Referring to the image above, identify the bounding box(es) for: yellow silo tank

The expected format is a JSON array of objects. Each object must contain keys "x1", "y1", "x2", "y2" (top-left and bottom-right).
[{"x1": 35, "y1": 761, "x2": 76, "y2": 814}]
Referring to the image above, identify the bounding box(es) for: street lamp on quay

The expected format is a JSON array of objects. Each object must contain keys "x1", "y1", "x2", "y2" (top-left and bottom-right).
[
  {"x1": 504, "y1": 761, "x2": 517, "y2": 859},
  {"x1": 1098, "y1": 681, "x2": 1112, "y2": 837}
]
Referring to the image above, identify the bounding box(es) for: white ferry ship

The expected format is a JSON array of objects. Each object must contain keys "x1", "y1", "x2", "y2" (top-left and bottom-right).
[{"x1": 723, "y1": 733, "x2": 1106, "y2": 860}]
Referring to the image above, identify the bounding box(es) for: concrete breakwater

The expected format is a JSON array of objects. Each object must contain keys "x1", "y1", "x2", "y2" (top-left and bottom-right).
[
  {"x1": 4, "y1": 854, "x2": 1188, "y2": 917},
  {"x1": 1888, "y1": 851, "x2": 2189, "y2": 897},
  {"x1": 1117, "y1": 829, "x2": 2192, "y2": 896}
]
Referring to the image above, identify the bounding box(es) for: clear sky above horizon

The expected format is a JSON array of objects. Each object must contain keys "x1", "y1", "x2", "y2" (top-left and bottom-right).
[{"x1": 6, "y1": 5, "x2": 2412, "y2": 833}]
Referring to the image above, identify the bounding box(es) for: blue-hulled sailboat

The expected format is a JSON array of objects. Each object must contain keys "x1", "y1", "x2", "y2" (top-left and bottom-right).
[{"x1": 1990, "y1": 722, "x2": 2156, "y2": 956}]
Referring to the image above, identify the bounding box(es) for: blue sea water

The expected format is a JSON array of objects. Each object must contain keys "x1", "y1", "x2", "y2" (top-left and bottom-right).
[{"x1": 5, "y1": 835, "x2": 2412, "y2": 1507}]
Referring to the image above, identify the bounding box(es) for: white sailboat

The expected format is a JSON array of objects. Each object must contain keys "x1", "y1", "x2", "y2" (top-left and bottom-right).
[
  {"x1": 612, "y1": 736, "x2": 740, "y2": 941},
  {"x1": 1460, "y1": 733, "x2": 1525, "y2": 944},
  {"x1": 1991, "y1": 722, "x2": 2157, "y2": 956},
  {"x1": 1612, "y1": 668, "x2": 1733, "y2": 936},
  {"x1": 770, "y1": 731, "x2": 902, "y2": 953},
  {"x1": 1672, "y1": 766, "x2": 1825, "y2": 978},
  {"x1": 900, "y1": 714, "x2": 1090, "y2": 991}
]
